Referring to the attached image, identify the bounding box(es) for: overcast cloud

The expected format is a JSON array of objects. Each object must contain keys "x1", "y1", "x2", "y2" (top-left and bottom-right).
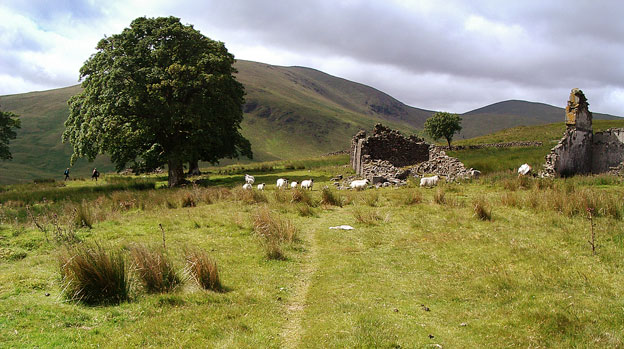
[{"x1": 1, "y1": 0, "x2": 623, "y2": 115}]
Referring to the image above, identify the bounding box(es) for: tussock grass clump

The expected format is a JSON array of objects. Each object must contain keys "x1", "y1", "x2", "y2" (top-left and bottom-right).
[
  {"x1": 291, "y1": 188, "x2": 315, "y2": 206},
  {"x1": 352, "y1": 207, "x2": 383, "y2": 225},
  {"x1": 320, "y1": 187, "x2": 342, "y2": 207},
  {"x1": 273, "y1": 189, "x2": 289, "y2": 203},
  {"x1": 473, "y1": 197, "x2": 492, "y2": 221},
  {"x1": 233, "y1": 188, "x2": 268, "y2": 204},
  {"x1": 404, "y1": 189, "x2": 423, "y2": 205},
  {"x1": 73, "y1": 201, "x2": 94, "y2": 228},
  {"x1": 252, "y1": 207, "x2": 297, "y2": 243},
  {"x1": 252, "y1": 207, "x2": 297, "y2": 259},
  {"x1": 296, "y1": 203, "x2": 315, "y2": 217},
  {"x1": 181, "y1": 193, "x2": 196, "y2": 207},
  {"x1": 433, "y1": 189, "x2": 446, "y2": 205},
  {"x1": 185, "y1": 249, "x2": 221, "y2": 291},
  {"x1": 130, "y1": 244, "x2": 182, "y2": 293},
  {"x1": 362, "y1": 191, "x2": 379, "y2": 207},
  {"x1": 500, "y1": 192, "x2": 519, "y2": 207},
  {"x1": 58, "y1": 242, "x2": 130, "y2": 305}
]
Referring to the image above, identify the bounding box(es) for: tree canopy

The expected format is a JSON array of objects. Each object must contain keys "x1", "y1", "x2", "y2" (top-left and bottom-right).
[
  {"x1": 0, "y1": 106, "x2": 21, "y2": 160},
  {"x1": 424, "y1": 111, "x2": 462, "y2": 148},
  {"x1": 63, "y1": 16, "x2": 252, "y2": 186}
]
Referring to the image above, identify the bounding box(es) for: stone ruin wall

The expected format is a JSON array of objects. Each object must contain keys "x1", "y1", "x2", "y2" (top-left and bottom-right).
[
  {"x1": 350, "y1": 124, "x2": 429, "y2": 177},
  {"x1": 592, "y1": 128, "x2": 624, "y2": 173},
  {"x1": 349, "y1": 123, "x2": 476, "y2": 185},
  {"x1": 542, "y1": 88, "x2": 624, "y2": 177}
]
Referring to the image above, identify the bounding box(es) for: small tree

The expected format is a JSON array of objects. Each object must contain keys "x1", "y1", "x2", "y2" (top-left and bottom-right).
[
  {"x1": 0, "y1": 106, "x2": 21, "y2": 160},
  {"x1": 63, "y1": 16, "x2": 252, "y2": 186},
  {"x1": 424, "y1": 112, "x2": 462, "y2": 148}
]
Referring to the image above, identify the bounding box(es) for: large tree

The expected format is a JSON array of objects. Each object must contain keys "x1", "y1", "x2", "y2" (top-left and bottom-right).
[
  {"x1": 424, "y1": 111, "x2": 462, "y2": 148},
  {"x1": 63, "y1": 16, "x2": 252, "y2": 186},
  {"x1": 0, "y1": 106, "x2": 21, "y2": 160}
]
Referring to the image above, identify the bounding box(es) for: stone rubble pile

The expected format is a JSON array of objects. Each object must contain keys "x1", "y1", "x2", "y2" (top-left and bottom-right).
[
  {"x1": 410, "y1": 147, "x2": 477, "y2": 182},
  {"x1": 608, "y1": 162, "x2": 624, "y2": 177}
]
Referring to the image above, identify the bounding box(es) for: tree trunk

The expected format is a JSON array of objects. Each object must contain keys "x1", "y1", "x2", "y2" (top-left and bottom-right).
[
  {"x1": 187, "y1": 158, "x2": 201, "y2": 176},
  {"x1": 168, "y1": 157, "x2": 186, "y2": 187},
  {"x1": 446, "y1": 137, "x2": 452, "y2": 149}
]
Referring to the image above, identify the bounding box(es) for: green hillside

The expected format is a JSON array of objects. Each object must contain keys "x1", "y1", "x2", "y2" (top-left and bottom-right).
[
  {"x1": 0, "y1": 61, "x2": 432, "y2": 184},
  {"x1": 0, "y1": 59, "x2": 621, "y2": 184}
]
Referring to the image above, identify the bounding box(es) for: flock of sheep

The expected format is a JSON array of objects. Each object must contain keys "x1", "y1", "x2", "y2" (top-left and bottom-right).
[
  {"x1": 240, "y1": 163, "x2": 532, "y2": 191},
  {"x1": 242, "y1": 174, "x2": 314, "y2": 190}
]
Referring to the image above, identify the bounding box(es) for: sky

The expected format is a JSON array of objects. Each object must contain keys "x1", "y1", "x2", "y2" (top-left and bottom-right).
[{"x1": 1, "y1": 0, "x2": 623, "y2": 115}]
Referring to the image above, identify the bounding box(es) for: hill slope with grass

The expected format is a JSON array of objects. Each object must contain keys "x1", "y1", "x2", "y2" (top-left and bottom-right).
[
  {"x1": 0, "y1": 59, "x2": 621, "y2": 184},
  {"x1": 458, "y1": 100, "x2": 619, "y2": 139}
]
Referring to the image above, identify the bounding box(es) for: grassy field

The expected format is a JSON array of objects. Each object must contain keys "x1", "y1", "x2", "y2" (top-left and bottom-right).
[{"x1": 1, "y1": 154, "x2": 624, "y2": 347}]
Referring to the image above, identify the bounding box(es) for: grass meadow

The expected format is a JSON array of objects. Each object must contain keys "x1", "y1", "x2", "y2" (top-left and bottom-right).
[{"x1": 1, "y1": 154, "x2": 624, "y2": 347}]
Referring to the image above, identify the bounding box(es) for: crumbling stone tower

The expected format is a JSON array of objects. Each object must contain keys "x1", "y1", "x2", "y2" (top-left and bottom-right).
[{"x1": 543, "y1": 88, "x2": 624, "y2": 177}]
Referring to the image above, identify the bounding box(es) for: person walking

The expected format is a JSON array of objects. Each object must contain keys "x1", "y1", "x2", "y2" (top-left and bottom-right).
[
  {"x1": 91, "y1": 168, "x2": 100, "y2": 181},
  {"x1": 64, "y1": 168, "x2": 70, "y2": 181}
]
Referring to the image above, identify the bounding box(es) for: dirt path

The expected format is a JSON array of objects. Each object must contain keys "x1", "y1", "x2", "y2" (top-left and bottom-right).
[{"x1": 281, "y1": 226, "x2": 320, "y2": 349}]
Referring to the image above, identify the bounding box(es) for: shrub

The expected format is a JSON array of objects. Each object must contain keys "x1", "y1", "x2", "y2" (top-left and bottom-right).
[
  {"x1": 58, "y1": 242, "x2": 130, "y2": 305},
  {"x1": 473, "y1": 197, "x2": 492, "y2": 221},
  {"x1": 130, "y1": 244, "x2": 182, "y2": 293},
  {"x1": 320, "y1": 187, "x2": 342, "y2": 207},
  {"x1": 185, "y1": 249, "x2": 221, "y2": 291}
]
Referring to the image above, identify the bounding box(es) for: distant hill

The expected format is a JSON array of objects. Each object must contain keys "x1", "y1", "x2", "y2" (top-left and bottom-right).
[
  {"x1": 458, "y1": 100, "x2": 619, "y2": 139},
  {"x1": 0, "y1": 60, "x2": 621, "y2": 184}
]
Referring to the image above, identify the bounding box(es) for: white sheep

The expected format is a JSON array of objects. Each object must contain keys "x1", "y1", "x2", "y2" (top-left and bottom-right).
[
  {"x1": 244, "y1": 174, "x2": 255, "y2": 184},
  {"x1": 518, "y1": 163, "x2": 532, "y2": 176},
  {"x1": 420, "y1": 175, "x2": 440, "y2": 188},
  {"x1": 257, "y1": 183, "x2": 265, "y2": 190},
  {"x1": 301, "y1": 179, "x2": 313, "y2": 190},
  {"x1": 242, "y1": 183, "x2": 252, "y2": 190},
  {"x1": 290, "y1": 181, "x2": 298, "y2": 189},
  {"x1": 349, "y1": 179, "x2": 369, "y2": 190},
  {"x1": 276, "y1": 178, "x2": 288, "y2": 189}
]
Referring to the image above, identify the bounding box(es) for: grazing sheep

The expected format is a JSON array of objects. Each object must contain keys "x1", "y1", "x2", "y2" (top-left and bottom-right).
[
  {"x1": 518, "y1": 163, "x2": 532, "y2": 176},
  {"x1": 290, "y1": 181, "x2": 298, "y2": 189},
  {"x1": 276, "y1": 178, "x2": 288, "y2": 189},
  {"x1": 242, "y1": 183, "x2": 252, "y2": 190},
  {"x1": 301, "y1": 179, "x2": 314, "y2": 190},
  {"x1": 257, "y1": 183, "x2": 265, "y2": 190},
  {"x1": 349, "y1": 179, "x2": 369, "y2": 190},
  {"x1": 420, "y1": 175, "x2": 440, "y2": 188},
  {"x1": 470, "y1": 169, "x2": 481, "y2": 178},
  {"x1": 244, "y1": 174, "x2": 255, "y2": 184}
]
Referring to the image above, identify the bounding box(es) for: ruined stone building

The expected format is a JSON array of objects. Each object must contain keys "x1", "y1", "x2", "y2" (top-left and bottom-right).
[
  {"x1": 350, "y1": 124, "x2": 475, "y2": 184},
  {"x1": 542, "y1": 89, "x2": 624, "y2": 177}
]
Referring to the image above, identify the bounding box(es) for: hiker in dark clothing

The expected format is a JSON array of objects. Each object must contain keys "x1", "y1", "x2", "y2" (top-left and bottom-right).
[
  {"x1": 92, "y1": 168, "x2": 100, "y2": 181},
  {"x1": 64, "y1": 168, "x2": 70, "y2": 181}
]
